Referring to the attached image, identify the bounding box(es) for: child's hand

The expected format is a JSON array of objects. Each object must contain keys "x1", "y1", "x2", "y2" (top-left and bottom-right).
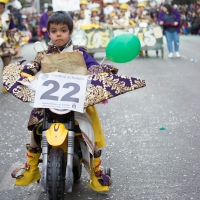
[
  {"x1": 159, "y1": 21, "x2": 164, "y2": 25},
  {"x1": 100, "y1": 99, "x2": 108, "y2": 104},
  {"x1": 174, "y1": 22, "x2": 178, "y2": 26},
  {"x1": 20, "y1": 72, "x2": 33, "y2": 78},
  {"x1": 28, "y1": 76, "x2": 35, "y2": 82}
]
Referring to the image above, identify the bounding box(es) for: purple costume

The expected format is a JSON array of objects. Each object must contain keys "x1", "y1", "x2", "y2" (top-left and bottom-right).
[
  {"x1": 157, "y1": 8, "x2": 181, "y2": 34},
  {"x1": 39, "y1": 12, "x2": 49, "y2": 38},
  {"x1": 3, "y1": 43, "x2": 146, "y2": 130}
]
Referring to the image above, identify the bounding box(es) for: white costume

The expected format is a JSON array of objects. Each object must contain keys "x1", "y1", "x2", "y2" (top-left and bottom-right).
[{"x1": 76, "y1": 9, "x2": 91, "y2": 29}]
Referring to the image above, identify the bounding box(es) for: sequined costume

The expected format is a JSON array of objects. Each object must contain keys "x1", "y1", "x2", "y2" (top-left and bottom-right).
[
  {"x1": 0, "y1": 11, "x2": 16, "y2": 57},
  {"x1": 0, "y1": 10, "x2": 29, "y2": 57},
  {"x1": 3, "y1": 43, "x2": 146, "y2": 134}
]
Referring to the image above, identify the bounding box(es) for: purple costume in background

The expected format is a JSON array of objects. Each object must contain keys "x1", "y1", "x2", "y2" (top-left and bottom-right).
[
  {"x1": 40, "y1": 12, "x2": 49, "y2": 38},
  {"x1": 39, "y1": 12, "x2": 50, "y2": 44},
  {"x1": 9, "y1": 17, "x2": 15, "y2": 29},
  {"x1": 3, "y1": 43, "x2": 146, "y2": 130},
  {"x1": 157, "y1": 8, "x2": 181, "y2": 34},
  {"x1": 157, "y1": 8, "x2": 181, "y2": 54}
]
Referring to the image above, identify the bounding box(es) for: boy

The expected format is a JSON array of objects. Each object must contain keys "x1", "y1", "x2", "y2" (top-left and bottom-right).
[{"x1": 4, "y1": 11, "x2": 114, "y2": 192}]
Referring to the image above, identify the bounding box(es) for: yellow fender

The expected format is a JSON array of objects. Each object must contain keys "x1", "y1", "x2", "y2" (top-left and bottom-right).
[{"x1": 46, "y1": 123, "x2": 68, "y2": 146}]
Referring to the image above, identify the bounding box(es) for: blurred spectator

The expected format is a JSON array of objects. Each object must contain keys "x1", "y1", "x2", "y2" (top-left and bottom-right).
[
  {"x1": 119, "y1": 4, "x2": 131, "y2": 26},
  {"x1": 107, "y1": 12, "x2": 120, "y2": 25},
  {"x1": 39, "y1": 6, "x2": 53, "y2": 45},
  {"x1": 12, "y1": 8, "x2": 25, "y2": 31},
  {"x1": 191, "y1": 9, "x2": 200, "y2": 35},
  {"x1": 17, "y1": 0, "x2": 200, "y2": 36},
  {"x1": 28, "y1": 22, "x2": 38, "y2": 43},
  {"x1": 75, "y1": 1, "x2": 91, "y2": 30},
  {"x1": 11, "y1": 7, "x2": 25, "y2": 59},
  {"x1": 158, "y1": 3, "x2": 181, "y2": 58}
]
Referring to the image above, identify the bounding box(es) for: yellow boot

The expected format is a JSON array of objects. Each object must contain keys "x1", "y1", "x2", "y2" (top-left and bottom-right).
[
  {"x1": 11, "y1": 144, "x2": 41, "y2": 186},
  {"x1": 87, "y1": 156, "x2": 112, "y2": 192}
]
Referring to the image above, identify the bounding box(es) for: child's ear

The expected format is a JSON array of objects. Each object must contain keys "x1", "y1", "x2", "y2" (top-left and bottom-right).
[{"x1": 48, "y1": 31, "x2": 51, "y2": 38}]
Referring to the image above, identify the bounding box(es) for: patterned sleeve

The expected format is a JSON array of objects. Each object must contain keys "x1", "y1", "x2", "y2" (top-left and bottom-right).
[
  {"x1": 23, "y1": 51, "x2": 44, "y2": 75},
  {"x1": 87, "y1": 64, "x2": 118, "y2": 75},
  {"x1": 2, "y1": 51, "x2": 45, "y2": 102}
]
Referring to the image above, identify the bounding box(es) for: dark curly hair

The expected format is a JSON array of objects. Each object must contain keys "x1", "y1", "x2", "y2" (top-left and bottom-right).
[
  {"x1": 47, "y1": 11, "x2": 73, "y2": 33},
  {"x1": 163, "y1": 4, "x2": 173, "y2": 15}
]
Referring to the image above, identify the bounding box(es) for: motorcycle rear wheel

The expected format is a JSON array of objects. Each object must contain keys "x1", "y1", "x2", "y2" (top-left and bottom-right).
[{"x1": 47, "y1": 148, "x2": 65, "y2": 200}]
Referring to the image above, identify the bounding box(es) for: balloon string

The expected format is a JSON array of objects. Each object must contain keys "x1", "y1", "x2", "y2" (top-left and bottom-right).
[{"x1": 100, "y1": 56, "x2": 107, "y2": 65}]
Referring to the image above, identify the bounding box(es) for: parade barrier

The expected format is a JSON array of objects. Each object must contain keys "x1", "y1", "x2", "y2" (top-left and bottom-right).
[{"x1": 71, "y1": 25, "x2": 164, "y2": 58}]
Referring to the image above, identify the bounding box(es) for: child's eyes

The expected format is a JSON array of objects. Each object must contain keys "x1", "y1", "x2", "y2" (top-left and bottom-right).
[{"x1": 50, "y1": 29, "x2": 68, "y2": 33}]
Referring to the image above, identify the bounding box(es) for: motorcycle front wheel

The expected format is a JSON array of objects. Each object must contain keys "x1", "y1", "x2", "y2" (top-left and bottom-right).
[{"x1": 47, "y1": 148, "x2": 65, "y2": 200}]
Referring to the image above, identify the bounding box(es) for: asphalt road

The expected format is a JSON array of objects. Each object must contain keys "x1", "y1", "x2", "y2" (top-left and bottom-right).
[{"x1": 0, "y1": 35, "x2": 200, "y2": 200}]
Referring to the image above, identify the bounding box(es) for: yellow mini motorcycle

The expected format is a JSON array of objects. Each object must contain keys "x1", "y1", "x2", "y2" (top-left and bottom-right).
[
  {"x1": 37, "y1": 108, "x2": 84, "y2": 199},
  {"x1": 20, "y1": 71, "x2": 111, "y2": 200}
]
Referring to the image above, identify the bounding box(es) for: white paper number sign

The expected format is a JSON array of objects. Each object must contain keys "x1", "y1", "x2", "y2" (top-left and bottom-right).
[{"x1": 34, "y1": 72, "x2": 88, "y2": 113}]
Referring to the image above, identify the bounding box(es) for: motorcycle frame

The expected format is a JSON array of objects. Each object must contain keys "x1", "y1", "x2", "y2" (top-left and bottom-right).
[{"x1": 41, "y1": 109, "x2": 76, "y2": 193}]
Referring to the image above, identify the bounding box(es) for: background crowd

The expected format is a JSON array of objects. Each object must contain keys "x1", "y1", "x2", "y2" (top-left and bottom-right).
[
  {"x1": 5, "y1": 0, "x2": 200, "y2": 45},
  {"x1": 174, "y1": 3, "x2": 200, "y2": 35}
]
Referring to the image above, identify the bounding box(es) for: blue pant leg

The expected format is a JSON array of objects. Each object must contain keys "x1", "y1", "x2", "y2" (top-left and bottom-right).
[
  {"x1": 173, "y1": 32, "x2": 179, "y2": 52},
  {"x1": 164, "y1": 30, "x2": 173, "y2": 53}
]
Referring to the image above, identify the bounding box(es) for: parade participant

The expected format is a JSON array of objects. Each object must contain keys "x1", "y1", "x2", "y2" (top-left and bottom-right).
[
  {"x1": 119, "y1": 4, "x2": 131, "y2": 26},
  {"x1": 0, "y1": 0, "x2": 17, "y2": 92},
  {"x1": 39, "y1": 6, "x2": 53, "y2": 46},
  {"x1": 91, "y1": 8, "x2": 101, "y2": 28},
  {"x1": 108, "y1": 12, "x2": 120, "y2": 25},
  {"x1": 91, "y1": 7, "x2": 98, "y2": 17},
  {"x1": 135, "y1": 2, "x2": 152, "y2": 25},
  {"x1": 158, "y1": 3, "x2": 181, "y2": 58},
  {"x1": 76, "y1": 0, "x2": 91, "y2": 30},
  {"x1": 4, "y1": 11, "x2": 112, "y2": 192},
  {"x1": 136, "y1": 2, "x2": 149, "y2": 57},
  {"x1": 11, "y1": 7, "x2": 24, "y2": 59},
  {"x1": 6, "y1": 0, "x2": 26, "y2": 59},
  {"x1": 103, "y1": 1, "x2": 114, "y2": 18}
]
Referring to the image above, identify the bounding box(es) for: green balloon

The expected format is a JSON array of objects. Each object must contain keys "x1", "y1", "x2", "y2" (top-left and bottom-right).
[{"x1": 106, "y1": 33, "x2": 141, "y2": 63}]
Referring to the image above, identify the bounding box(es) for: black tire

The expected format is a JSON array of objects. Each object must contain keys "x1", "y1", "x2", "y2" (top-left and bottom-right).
[
  {"x1": 73, "y1": 164, "x2": 82, "y2": 182},
  {"x1": 47, "y1": 148, "x2": 65, "y2": 200}
]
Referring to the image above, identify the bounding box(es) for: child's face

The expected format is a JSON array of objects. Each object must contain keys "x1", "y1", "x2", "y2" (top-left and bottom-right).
[
  {"x1": 0, "y1": 3, "x2": 5, "y2": 13},
  {"x1": 48, "y1": 23, "x2": 72, "y2": 47}
]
